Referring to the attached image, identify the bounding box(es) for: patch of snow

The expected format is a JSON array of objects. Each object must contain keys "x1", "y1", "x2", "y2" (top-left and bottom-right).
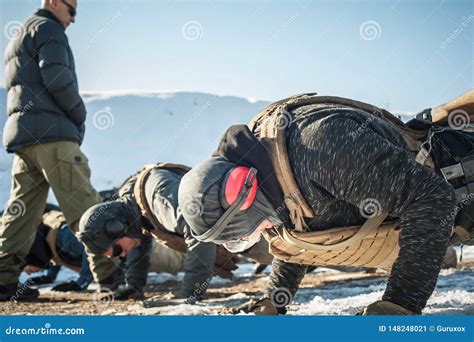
[
  {"x1": 226, "y1": 292, "x2": 250, "y2": 300},
  {"x1": 295, "y1": 291, "x2": 383, "y2": 315},
  {"x1": 210, "y1": 276, "x2": 232, "y2": 286},
  {"x1": 234, "y1": 262, "x2": 259, "y2": 278},
  {"x1": 290, "y1": 267, "x2": 474, "y2": 316},
  {"x1": 454, "y1": 245, "x2": 474, "y2": 260},
  {"x1": 142, "y1": 262, "x2": 474, "y2": 316},
  {"x1": 146, "y1": 272, "x2": 180, "y2": 285},
  {"x1": 16, "y1": 259, "x2": 474, "y2": 316}
]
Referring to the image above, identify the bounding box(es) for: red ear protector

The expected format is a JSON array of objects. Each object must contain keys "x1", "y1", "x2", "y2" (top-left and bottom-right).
[
  {"x1": 193, "y1": 166, "x2": 258, "y2": 242},
  {"x1": 220, "y1": 166, "x2": 258, "y2": 211}
]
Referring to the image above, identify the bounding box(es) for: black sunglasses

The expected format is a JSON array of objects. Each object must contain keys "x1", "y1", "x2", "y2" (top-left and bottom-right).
[{"x1": 61, "y1": 0, "x2": 77, "y2": 17}]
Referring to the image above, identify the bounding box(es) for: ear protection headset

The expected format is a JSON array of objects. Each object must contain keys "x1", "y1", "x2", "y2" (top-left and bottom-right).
[
  {"x1": 193, "y1": 166, "x2": 258, "y2": 242},
  {"x1": 105, "y1": 218, "x2": 127, "y2": 238}
]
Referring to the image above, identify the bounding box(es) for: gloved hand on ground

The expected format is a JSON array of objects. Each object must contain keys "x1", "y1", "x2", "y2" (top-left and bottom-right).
[
  {"x1": 52, "y1": 281, "x2": 85, "y2": 292},
  {"x1": 113, "y1": 283, "x2": 144, "y2": 300},
  {"x1": 221, "y1": 296, "x2": 286, "y2": 315},
  {"x1": 359, "y1": 300, "x2": 415, "y2": 315},
  {"x1": 29, "y1": 275, "x2": 55, "y2": 285}
]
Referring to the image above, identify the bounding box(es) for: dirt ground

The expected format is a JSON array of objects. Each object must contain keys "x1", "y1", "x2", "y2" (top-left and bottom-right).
[
  {"x1": 1, "y1": 269, "x2": 389, "y2": 315},
  {"x1": 3, "y1": 260, "x2": 473, "y2": 315}
]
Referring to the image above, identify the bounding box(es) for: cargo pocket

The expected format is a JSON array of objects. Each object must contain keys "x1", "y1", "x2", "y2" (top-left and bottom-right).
[
  {"x1": 56, "y1": 143, "x2": 91, "y2": 193},
  {"x1": 10, "y1": 153, "x2": 37, "y2": 195}
]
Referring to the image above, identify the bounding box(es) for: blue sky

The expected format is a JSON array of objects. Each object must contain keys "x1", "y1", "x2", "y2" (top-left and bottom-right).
[{"x1": 1, "y1": 0, "x2": 472, "y2": 111}]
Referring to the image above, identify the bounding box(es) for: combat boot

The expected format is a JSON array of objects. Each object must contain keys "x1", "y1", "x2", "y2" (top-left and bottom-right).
[
  {"x1": 0, "y1": 283, "x2": 39, "y2": 301},
  {"x1": 362, "y1": 300, "x2": 415, "y2": 315}
]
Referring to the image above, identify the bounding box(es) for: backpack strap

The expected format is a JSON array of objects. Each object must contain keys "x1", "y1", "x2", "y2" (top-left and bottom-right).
[
  {"x1": 45, "y1": 228, "x2": 81, "y2": 272},
  {"x1": 133, "y1": 163, "x2": 191, "y2": 253},
  {"x1": 431, "y1": 89, "x2": 474, "y2": 123},
  {"x1": 41, "y1": 210, "x2": 82, "y2": 272},
  {"x1": 260, "y1": 113, "x2": 314, "y2": 232}
]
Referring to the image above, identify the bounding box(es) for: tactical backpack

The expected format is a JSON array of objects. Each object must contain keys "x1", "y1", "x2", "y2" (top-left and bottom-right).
[
  {"x1": 248, "y1": 93, "x2": 473, "y2": 271},
  {"x1": 133, "y1": 163, "x2": 191, "y2": 253}
]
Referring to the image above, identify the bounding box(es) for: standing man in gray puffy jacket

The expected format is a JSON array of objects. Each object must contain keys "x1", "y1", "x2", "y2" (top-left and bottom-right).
[{"x1": 0, "y1": 0, "x2": 117, "y2": 301}]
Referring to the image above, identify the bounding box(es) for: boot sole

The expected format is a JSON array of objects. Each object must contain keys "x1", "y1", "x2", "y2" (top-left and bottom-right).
[{"x1": 0, "y1": 292, "x2": 40, "y2": 302}]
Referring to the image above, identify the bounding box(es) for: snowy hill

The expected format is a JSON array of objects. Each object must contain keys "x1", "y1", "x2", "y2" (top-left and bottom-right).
[
  {"x1": 0, "y1": 88, "x2": 11, "y2": 207},
  {"x1": 0, "y1": 88, "x2": 269, "y2": 207},
  {"x1": 0, "y1": 88, "x2": 418, "y2": 207}
]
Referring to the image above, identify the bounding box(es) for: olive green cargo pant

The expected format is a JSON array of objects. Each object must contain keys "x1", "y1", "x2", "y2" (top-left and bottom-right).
[{"x1": 0, "y1": 141, "x2": 117, "y2": 285}]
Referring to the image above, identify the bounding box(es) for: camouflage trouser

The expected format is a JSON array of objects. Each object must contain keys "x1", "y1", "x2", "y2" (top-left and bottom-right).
[{"x1": 0, "y1": 141, "x2": 117, "y2": 285}]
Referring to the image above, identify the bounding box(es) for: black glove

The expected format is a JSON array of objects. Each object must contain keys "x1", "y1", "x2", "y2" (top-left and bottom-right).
[
  {"x1": 52, "y1": 281, "x2": 85, "y2": 292},
  {"x1": 253, "y1": 263, "x2": 269, "y2": 275},
  {"x1": 29, "y1": 275, "x2": 55, "y2": 285},
  {"x1": 99, "y1": 267, "x2": 124, "y2": 291},
  {"x1": 221, "y1": 297, "x2": 286, "y2": 315},
  {"x1": 113, "y1": 284, "x2": 144, "y2": 301}
]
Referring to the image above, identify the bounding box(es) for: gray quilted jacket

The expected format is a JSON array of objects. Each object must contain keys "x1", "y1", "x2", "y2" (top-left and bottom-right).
[{"x1": 3, "y1": 9, "x2": 86, "y2": 152}]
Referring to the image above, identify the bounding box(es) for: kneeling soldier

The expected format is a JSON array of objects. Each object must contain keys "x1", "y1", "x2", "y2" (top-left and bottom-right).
[{"x1": 78, "y1": 163, "x2": 239, "y2": 301}]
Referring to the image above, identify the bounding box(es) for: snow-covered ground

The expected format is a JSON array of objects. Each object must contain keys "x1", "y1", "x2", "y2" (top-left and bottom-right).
[
  {"x1": 19, "y1": 246, "x2": 474, "y2": 316},
  {"x1": 293, "y1": 268, "x2": 474, "y2": 316}
]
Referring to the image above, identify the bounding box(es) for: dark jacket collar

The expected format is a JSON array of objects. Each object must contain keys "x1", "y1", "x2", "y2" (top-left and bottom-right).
[
  {"x1": 34, "y1": 8, "x2": 64, "y2": 30},
  {"x1": 214, "y1": 125, "x2": 292, "y2": 227}
]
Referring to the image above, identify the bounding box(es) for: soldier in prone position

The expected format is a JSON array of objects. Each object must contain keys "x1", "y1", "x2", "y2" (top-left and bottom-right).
[{"x1": 178, "y1": 92, "x2": 473, "y2": 315}]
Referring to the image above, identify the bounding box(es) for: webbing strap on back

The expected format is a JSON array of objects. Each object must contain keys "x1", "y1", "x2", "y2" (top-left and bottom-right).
[
  {"x1": 46, "y1": 228, "x2": 81, "y2": 272},
  {"x1": 260, "y1": 113, "x2": 314, "y2": 232},
  {"x1": 133, "y1": 163, "x2": 191, "y2": 254}
]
